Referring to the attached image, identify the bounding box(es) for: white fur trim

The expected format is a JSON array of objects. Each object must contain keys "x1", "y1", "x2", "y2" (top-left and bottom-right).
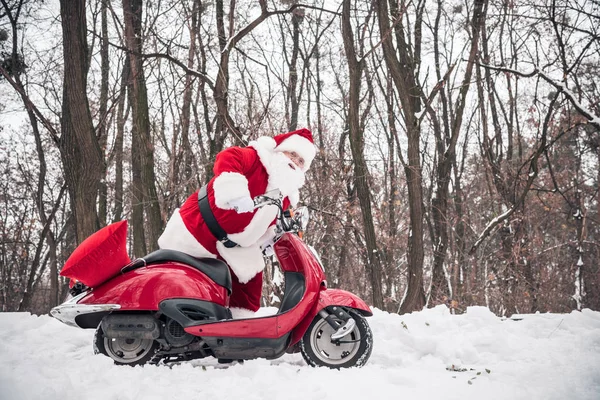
[
  {"x1": 288, "y1": 191, "x2": 299, "y2": 207},
  {"x1": 213, "y1": 172, "x2": 250, "y2": 210},
  {"x1": 158, "y1": 209, "x2": 217, "y2": 259},
  {"x1": 227, "y1": 204, "x2": 279, "y2": 246},
  {"x1": 252, "y1": 136, "x2": 277, "y2": 151},
  {"x1": 274, "y1": 135, "x2": 317, "y2": 171},
  {"x1": 257, "y1": 225, "x2": 277, "y2": 247},
  {"x1": 230, "y1": 307, "x2": 258, "y2": 319},
  {"x1": 216, "y1": 242, "x2": 265, "y2": 284}
]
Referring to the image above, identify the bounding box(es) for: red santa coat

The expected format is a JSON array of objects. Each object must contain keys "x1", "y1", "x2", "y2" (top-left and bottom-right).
[{"x1": 158, "y1": 136, "x2": 300, "y2": 313}]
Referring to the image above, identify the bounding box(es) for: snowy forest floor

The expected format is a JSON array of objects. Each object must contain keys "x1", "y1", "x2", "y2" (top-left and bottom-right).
[{"x1": 1, "y1": 305, "x2": 599, "y2": 400}]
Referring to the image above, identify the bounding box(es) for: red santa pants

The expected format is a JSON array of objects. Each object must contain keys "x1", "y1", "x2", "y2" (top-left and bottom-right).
[{"x1": 229, "y1": 270, "x2": 263, "y2": 312}]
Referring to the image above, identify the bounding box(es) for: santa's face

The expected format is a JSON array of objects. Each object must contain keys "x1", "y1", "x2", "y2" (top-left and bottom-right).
[
  {"x1": 266, "y1": 151, "x2": 306, "y2": 198},
  {"x1": 282, "y1": 150, "x2": 306, "y2": 171}
]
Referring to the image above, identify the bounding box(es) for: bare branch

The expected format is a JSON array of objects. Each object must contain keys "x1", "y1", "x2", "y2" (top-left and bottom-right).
[
  {"x1": 0, "y1": 65, "x2": 60, "y2": 143},
  {"x1": 225, "y1": 3, "x2": 341, "y2": 54},
  {"x1": 478, "y1": 62, "x2": 600, "y2": 129},
  {"x1": 361, "y1": 4, "x2": 407, "y2": 61},
  {"x1": 88, "y1": 31, "x2": 216, "y2": 91},
  {"x1": 470, "y1": 91, "x2": 557, "y2": 255}
]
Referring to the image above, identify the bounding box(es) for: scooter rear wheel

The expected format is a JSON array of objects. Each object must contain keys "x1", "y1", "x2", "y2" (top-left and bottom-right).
[
  {"x1": 300, "y1": 310, "x2": 372, "y2": 368},
  {"x1": 93, "y1": 326, "x2": 159, "y2": 366}
]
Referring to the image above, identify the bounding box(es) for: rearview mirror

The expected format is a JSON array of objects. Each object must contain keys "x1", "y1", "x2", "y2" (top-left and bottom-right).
[{"x1": 294, "y1": 206, "x2": 310, "y2": 231}]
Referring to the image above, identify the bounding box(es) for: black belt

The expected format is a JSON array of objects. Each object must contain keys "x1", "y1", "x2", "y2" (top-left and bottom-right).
[{"x1": 197, "y1": 185, "x2": 238, "y2": 248}]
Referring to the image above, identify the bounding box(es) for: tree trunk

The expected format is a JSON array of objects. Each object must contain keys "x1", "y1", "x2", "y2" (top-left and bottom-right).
[
  {"x1": 376, "y1": 0, "x2": 425, "y2": 313},
  {"x1": 341, "y1": 0, "x2": 384, "y2": 309},
  {"x1": 383, "y1": 75, "x2": 401, "y2": 310},
  {"x1": 287, "y1": 9, "x2": 301, "y2": 131},
  {"x1": 452, "y1": 150, "x2": 468, "y2": 305},
  {"x1": 123, "y1": 0, "x2": 163, "y2": 254},
  {"x1": 180, "y1": 0, "x2": 199, "y2": 196},
  {"x1": 207, "y1": 0, "x2": 233, "y2": 180},
  {"x1": 430, "y1": 0, "x2": 486, "y2": 305},
  {"x1": 312, "y1": 43, "x2": 337, "y2": 275},
  {"x1": 113, "y1": 56, "x2": 130, "y2": 223},
  {"x1": 97, "y1": 0, "x2": 110, "y2": 226},
  {"x1": 59, "y1": 0, "x2": 104, "y2": 243}
]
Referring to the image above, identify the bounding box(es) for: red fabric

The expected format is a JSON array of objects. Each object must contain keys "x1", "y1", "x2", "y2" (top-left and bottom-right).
[
  {"x1": 180, "y1": 146, "x2": 290, "y2": 249},
  {"x1": 273, "y1": 128, "x2": 314, "y2": 147},
  {"x1": 177, "y1": 146, "x2": 290, "y2": 311},
  {"x1": 60, "y1": 221, "x2": 130, "y2": 288},
  {"x1": 229, "y1": 270, "x2": 264, "y2": 312}
]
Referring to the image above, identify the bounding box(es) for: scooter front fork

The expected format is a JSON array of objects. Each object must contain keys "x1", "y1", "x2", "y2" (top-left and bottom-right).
[{"x1": 318, "y1": 306, "x2": 357, "y2": 341}]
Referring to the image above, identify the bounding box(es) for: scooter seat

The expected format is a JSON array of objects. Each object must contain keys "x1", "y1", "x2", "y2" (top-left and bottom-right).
[{"x1": 141, "y1": 249, "x2": 232, "y2": 293}]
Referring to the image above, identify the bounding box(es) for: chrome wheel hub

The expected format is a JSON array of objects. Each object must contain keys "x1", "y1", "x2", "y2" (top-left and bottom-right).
[{"x1": 310, "y1": 318, "x2": 361, "y2": 366}]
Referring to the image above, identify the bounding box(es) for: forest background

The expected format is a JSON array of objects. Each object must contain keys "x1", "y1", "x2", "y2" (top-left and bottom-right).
[{"x1": 1, "y1": 0, "x2": 599, "y2": 318}]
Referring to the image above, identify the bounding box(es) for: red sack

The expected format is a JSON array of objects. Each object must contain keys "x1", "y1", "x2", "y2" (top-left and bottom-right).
[{"x1": 60, "y1": 220, "x2": 131, "y2": 288}]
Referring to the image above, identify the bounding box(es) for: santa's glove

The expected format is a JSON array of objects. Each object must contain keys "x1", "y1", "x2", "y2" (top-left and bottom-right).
[{"x1": 229, "y1": 196, "x2": 255, "y2": 213}]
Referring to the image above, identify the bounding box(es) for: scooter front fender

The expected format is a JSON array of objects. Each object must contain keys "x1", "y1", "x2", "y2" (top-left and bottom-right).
[
  {"x1": 289, "y1": 288, "x2": 372, "y2": 346},
  {"x1": 317, "y1": 288, "x2": 373, "y2": 315}
]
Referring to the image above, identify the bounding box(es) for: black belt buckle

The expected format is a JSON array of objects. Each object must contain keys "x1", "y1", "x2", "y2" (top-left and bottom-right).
[{"x1": 221, "y1": 238, "x2": 238, "y2": 248}]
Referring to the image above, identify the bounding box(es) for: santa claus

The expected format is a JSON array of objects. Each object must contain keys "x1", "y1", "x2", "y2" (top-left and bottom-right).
[{"x1": 158, "y1": 128, "x2": 316, "y2": 318}]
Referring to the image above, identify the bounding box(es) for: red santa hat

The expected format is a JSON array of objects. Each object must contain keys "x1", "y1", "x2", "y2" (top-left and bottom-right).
[{"x1": 273, "y1": 128, "x2": 317, "y2": 171}]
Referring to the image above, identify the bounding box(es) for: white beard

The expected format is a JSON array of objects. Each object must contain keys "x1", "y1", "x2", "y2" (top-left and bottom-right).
[
  {"x1": 249, "y1": 136, "x2": 306, "y2": 206},
  {"x1": 265, "y1": 151, "x2": 306, "y2": 197}
]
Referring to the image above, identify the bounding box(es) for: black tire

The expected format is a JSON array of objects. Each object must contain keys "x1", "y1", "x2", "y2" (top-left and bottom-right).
[
  {"x1": 300, "y1": 309, "x2": 373, "y2": 368},
  {"x1": 93, "y1": 325, "x2": 159, "y2": 366}
]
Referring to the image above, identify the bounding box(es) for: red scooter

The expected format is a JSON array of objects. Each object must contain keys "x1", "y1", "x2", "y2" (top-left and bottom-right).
[{"x1": 51, "y1": 191, "x2": 373, "y2": 368}]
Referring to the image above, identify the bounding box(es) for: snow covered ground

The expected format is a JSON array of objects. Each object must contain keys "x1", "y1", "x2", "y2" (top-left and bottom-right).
[{"x1": 1, "y1": 305, "x2": 599, "y2": 400}]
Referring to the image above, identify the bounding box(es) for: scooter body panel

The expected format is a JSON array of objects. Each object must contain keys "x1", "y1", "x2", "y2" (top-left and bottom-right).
[
  {"x1": 275, "y1": 234, "x2": 321, "y2": 274},
  {"x1": 273, "y1": 234, "x2": 324, "y2": 335},
  {"x1": 184, "y1": 234, "x2": 323, "y2": 340},
  {"x1": 79, "y1": 263, "x2": 229, "y2": 310},
  {"x1": 185, "y1": 316, "x2": 279, "y2": 338}
]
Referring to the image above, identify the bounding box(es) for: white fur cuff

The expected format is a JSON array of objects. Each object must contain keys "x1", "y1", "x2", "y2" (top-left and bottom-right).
[
  {"x1": 213, "y1": 172, "x2": 251, "y2": 210},
  {"x1": 216, "y1": 242, "x2": 265, "y2": 284}
]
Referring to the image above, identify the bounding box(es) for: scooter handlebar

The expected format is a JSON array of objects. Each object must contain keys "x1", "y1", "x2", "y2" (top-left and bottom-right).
[{"x1": 252, "y1": 189, "x2": 283, "y2": 209}]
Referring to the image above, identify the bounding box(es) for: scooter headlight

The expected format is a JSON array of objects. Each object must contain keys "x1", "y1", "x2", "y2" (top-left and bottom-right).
[{"x1": 293, "y1": 206, "x2": 310, "y2": 231}]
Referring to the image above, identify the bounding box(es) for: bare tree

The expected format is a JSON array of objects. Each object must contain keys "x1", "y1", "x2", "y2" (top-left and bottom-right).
[
  {"x1": 376, "y1": 0, "x2": 426, "y2": 313},
  {"x1": 122, "y1": 0, "x2": 162, "y2": 255},
  {"x1": 96, "y1": 0, "x2": 110, "y2": 226},
  {"x1": 428, "y1": 0, "x2": 486, "y2": 306},
  {"x1": 341, "y1": 0, "x2": 383, "y2": 309},
  {"x1": 58, "y1": 0, "x2": 105, "y2": 244}
]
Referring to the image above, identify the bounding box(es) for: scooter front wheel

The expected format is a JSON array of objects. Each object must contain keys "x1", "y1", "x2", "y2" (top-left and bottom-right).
[{"x1": 300, "y1": 309, "x2": 372, "y2": 368}]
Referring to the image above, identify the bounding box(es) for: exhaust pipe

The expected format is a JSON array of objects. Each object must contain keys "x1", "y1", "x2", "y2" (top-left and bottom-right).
[{"x1": 101, "y1": 314, "x2": 160, "y2": 340}]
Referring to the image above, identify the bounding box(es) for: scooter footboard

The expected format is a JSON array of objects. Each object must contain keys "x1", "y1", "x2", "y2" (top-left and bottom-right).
[{"x1": 289, "y1": 288, "x2": 372, "y2": 346}]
